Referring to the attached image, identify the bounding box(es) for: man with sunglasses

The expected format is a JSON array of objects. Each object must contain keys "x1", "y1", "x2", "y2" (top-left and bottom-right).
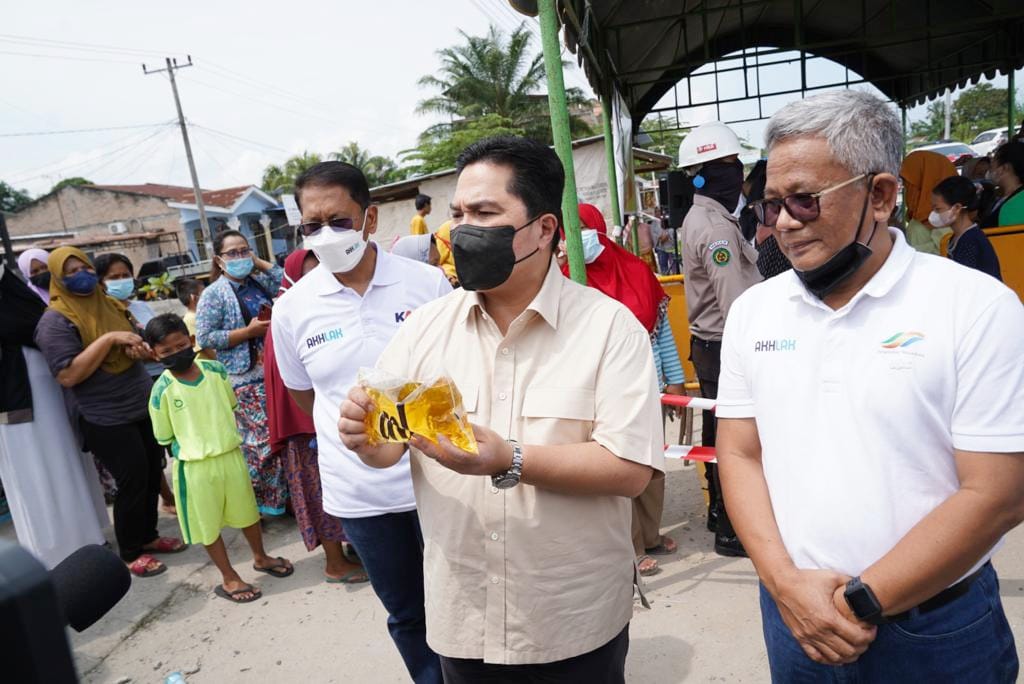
[
  {"x1": 271, "y1": 161, "x2": 452, "y2": 684},
  {"x1": 677, "y1": 121, "x2": 762, "y2": 558},
  {"x1": 716, "y1": 90, "x2": 1024, "y2": 682}
]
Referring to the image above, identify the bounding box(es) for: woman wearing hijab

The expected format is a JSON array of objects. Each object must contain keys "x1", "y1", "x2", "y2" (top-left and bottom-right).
[
  {"x1": 0, "y1": 258, "x2": 108, "y2": 569},
  {"x1": 559, "y1": 203, "x2": 684, "y2": 576},
  {"x1": 34, "y1": 247, "x2": 184, "y2": 577},
  {"x1": 263, "y1": 249, "x2": 367, "y2": 584},
  {"x1": 18, "y1": 248, "x2": 52, "y2": 304},
  {"x1": 900, "y1": 150, "x2": 957, "y2": 254}
]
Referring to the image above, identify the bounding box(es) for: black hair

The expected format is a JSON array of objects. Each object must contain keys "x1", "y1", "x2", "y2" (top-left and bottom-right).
[
  {"x1": 932, "y1": 175, "x2": 980, "y2": 211},
  {"x1": 455, "y1": 135, "x2": 564, "y2": 252},
  {"x1": 93, "y1": 252, "x2": 134, "y2": 280},
  {"x1": 415, "y1": 194, "x2": 432, "y2": 211},
  {"x1": 993, "y1": 141, "x2": 1024, "y2": 183},
  {"x1": 175, "y1": 278, "x2": 204, "y2": 307},
  {"x1": 144, "y1": 312, "x2": 190, "y2": 347},
  {"x1": 209, "y1": 229, "x2": 249, "y2": 281},
  {"x1": 972, "y1": 179, "x2": 1000, "y2": 220},
  {"x1": 294, "y1": 161, "x2": 371, "y2": 212}
]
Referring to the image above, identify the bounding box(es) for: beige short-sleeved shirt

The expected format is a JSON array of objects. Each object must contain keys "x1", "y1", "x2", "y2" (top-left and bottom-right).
[
  {"x1": 682, "y1": 194, "x2": 762, "y2": 340},
  {"x1": 375, "y1": 259, "x2": 665, "y2": 665}
]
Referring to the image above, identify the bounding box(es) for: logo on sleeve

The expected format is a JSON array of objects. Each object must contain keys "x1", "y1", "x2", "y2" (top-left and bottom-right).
[
  {"x1": 305, "y1": 327, "x2": 344, "y2": 349},
  {"x1": 394, "y1": 310, "x2": 413, "y2": 323},
  {"x1": 712, "y1": 247, "x2": 732, "y2": 266}
]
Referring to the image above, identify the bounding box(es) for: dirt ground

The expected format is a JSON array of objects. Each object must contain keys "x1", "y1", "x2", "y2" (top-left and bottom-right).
[{"x1": 5, "y1": 412, "x2": 1022, "y2": 682}]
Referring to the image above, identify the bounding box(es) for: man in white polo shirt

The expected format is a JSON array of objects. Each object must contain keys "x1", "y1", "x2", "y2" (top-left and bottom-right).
[
  {"x1": 271, "y1": 161, "x2": 451, "y2": 684},
  {"x1": 718, "y1": 90, "x2": 1024, "y2": 682}
]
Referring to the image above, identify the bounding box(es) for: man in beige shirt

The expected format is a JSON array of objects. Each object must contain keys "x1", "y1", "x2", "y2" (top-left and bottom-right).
[
  {"x1": 678, "y1": 122, "x2": 762, "y2": 557},
  {"x1": 338, "y1": 136, "x2": 664, "y2": 682}
]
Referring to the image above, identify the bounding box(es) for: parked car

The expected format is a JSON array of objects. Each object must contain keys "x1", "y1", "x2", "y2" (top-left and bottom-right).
[
  {"x1": 912, "y1": 141, "x2": 977, "y2": 165},
  {"x1": 970, "y1": 128, "x2": 1010, "y2": 156}
]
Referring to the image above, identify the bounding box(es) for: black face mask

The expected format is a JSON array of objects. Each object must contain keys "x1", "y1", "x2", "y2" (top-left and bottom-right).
[
  {"x1": 451, "y1": 217, "x2": 542, "y2": 291},
  {"x1": 160, "y1": 347, "x2": 197, "y2": 373},
  {"x1": 30, "y1": 272, "x2": 51, "y2": 290},
  {"x1": 794, "y1": 177, "x2": 879, "y2": 300},
  {"x1": 695, "y1": 158, "x2": 745, "y2": 211}
]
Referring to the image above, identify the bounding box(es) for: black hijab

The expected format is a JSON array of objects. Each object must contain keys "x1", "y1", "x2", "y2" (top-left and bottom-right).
[{"x1": 1, "y1": 262, "x2": 47, "y2": 422}]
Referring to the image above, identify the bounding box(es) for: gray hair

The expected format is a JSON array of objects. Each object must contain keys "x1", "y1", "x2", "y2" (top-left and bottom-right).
[{"x1": 764, "y1": 90, "x2": 903, "y2": 177}]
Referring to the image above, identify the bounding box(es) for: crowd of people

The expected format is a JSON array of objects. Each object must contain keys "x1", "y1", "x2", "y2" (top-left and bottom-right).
[{"x1": 0, "y1": 88, "x2": 1022, "y2": 682}]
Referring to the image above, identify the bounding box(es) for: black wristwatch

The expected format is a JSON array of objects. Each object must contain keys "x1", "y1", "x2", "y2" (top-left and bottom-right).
[
  {"x1": 492, "y1": 440, "x2": 523, "y2": 489},
  {"x1": 844, "y1": 577, "x2": 887, "y2": 625}
]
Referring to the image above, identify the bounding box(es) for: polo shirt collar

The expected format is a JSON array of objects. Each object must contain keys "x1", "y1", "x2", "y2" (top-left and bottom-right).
[
  {"x1": 461, "y1": 257, "x2": 564, "y2": 329},
  {"x1": 693, "y1": 194, "x2": 739, "y2": 222},
  {"x1": 785, "y1": 228, "x2": 914, "y2": 309},
  {"x1": 311, "y1": 243, "x2": 401, "y2": 296}
]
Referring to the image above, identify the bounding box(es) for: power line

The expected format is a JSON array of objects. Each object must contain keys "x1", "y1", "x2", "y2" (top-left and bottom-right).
[
  {"x1": 0, "y1": 33, "x2": 175, "y2": 58},
  {"x1": 0, "y1": 49, "x2": 138, "y2": 64},
  {"x1": 190, "y1": 124, "x2": 290, "y2": 154},
  {"x1": 0, "y1": 121, "x2": 174, "y2": 138}
]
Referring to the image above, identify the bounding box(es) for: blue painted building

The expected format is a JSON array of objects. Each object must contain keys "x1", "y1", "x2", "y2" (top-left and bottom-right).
[{"x1": 167, "y1": 185, "x2": 290, "y2": 262}]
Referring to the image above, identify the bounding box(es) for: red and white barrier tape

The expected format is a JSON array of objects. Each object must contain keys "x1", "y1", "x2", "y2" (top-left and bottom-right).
[
  {"x1": 660, "y1": 394, "x2": 718, "y2": 462},
  {"x1": 660, "y1": 393, "x2": 716, "y2": 412}
]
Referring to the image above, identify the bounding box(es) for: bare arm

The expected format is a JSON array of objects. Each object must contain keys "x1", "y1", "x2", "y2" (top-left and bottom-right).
[
  {"x1": 287, "y1": 388, "x2": 316, "y2": 416},
  {"x1": 718, "y1": 417, "x2": 876, "y2": 665},
  {"x1": 55, "y1": 331, "x2": 140, "y2": 388},
  {"x1": 855, "y1": 449, "x2": 1024, "y2": 615}
]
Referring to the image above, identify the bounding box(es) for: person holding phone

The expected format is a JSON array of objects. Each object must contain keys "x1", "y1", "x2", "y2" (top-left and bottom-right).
[{"x1": 196, "y1": 230, "x2": 288, "y2": 517}]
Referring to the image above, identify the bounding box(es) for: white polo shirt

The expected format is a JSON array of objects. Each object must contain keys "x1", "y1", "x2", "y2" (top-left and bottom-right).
[
  {"x1": 271, "y1": 247, "x2": 453, "y2": 518},
  {"x1": 717, "y1": 229, "x2": 1024, "y2": 577}
]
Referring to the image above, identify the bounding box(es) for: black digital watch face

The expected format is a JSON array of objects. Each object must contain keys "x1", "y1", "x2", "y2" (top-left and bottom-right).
[{"x1": 847, "y1": 585, "x2": 878, "y2": 617}]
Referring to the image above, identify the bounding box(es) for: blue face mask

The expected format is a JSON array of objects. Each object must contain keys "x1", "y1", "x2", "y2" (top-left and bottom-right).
[
  {"x1": 63, "y1": 270, "x2": 98, "y2": 295},
  {"x1": 104, "y1": 277, "x2": 135, "y2": 301},
  {"x1": 581, "y1": 229, "x2": 604, "y2": 264},
  {"x1": 224, "y1": 257, "x2": 254, "y2": 279}
]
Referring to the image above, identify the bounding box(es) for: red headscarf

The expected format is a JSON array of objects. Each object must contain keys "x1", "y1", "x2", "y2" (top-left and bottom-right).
[
  {"x1": 561, "y1": 204, "x2": 668, "y2": 333},
  {"x1": 265, "y1": 249, "x2": 317, "y2": 453}
]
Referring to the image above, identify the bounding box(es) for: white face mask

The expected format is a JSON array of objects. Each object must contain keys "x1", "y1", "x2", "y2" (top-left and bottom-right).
[
  {"x1": 927, "y1": 208, "x2": 956, "y2": 228},
  {"x1": 581, "y1": 229, "x2": 605, "y2": 264},
  {"x1": 303, "y1": 211, "x2": 368, "y2": 274}
]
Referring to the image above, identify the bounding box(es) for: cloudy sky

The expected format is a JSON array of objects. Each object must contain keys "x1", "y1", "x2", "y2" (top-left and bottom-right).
[{"x1": 2, "y1": 1, "x2": 1018, "y2": 198}]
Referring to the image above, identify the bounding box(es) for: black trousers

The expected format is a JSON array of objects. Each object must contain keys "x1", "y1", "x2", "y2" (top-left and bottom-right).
[
  {"x1": 80, "y1": 416, "x2": 163, "y2": 562},
  {"x1": 689, "y1": 336, "x2": 736, "y2": 538},
  {"x1": 440, "y1": 624, "x2": 629, "y2": 684}
]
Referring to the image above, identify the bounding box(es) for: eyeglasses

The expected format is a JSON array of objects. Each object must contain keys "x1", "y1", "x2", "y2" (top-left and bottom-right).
[
  {"x1": 219, "y1": 247, "x2": 252, "y2": 260},
  {"x1": 748, "y1": 174, "x2": 869, "y2": 227},
  {"x1": 297, "y1": 217, "x2": 358, "y2": 237}
]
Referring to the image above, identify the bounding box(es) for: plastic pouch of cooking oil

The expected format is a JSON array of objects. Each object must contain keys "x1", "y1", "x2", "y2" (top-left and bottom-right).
[{"x1": 358, "y1": 368, "x2": 478, "y2": 454}]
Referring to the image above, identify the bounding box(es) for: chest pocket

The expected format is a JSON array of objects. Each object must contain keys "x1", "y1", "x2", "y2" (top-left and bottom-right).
[{"x1": 520, "y1": 386, "x2": 595, "y2": 445}]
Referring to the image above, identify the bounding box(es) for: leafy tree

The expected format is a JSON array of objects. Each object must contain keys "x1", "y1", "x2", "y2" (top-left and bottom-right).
[
  {"x1": 639, "y1": 114, "x2": 688, "y2": 165},
  {"x1": 403, "y1": 114, "x2": 526, "y2": 174},
  {"x1": 417, "y1": 23, "x2": 594, "y2": 147},
  {"x1": 909, "y1": 100, "x2": 946, "y2": 141},
  {"x1": 330, "y1": 141, "x2": 404, "y2": 188},
  {"x1": 0, "y1": 180, "x2": 32, "y2": 213},
  {"x1": 908, "y1": 84, "x2": 1023, "y2": 143},
  {"x1": 261, "y1": 152, "x2": 322, "y2": 194},
  {"x1": 50, "y1": 177, "x2": 92, "y2": 193}
]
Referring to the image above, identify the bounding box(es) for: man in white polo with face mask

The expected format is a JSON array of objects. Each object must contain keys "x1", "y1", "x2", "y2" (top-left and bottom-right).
[{"x1": 271, "y1": 161, "x2": 451, "y2": 684}]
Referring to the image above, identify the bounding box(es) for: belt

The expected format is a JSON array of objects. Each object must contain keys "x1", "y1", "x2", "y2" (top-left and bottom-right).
[
  {"x1": 885, "y1": 562, "x2": 989, "y2": 622},
  {"x1": 690, "y1": 336, "x2": 722, "y2": 349}
]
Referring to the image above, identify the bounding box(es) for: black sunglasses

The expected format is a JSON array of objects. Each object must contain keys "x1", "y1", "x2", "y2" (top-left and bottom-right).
[
  {"x1": 749, "y1": 174, "x2": 869, "y2": 227},
  {"x1": 297, "y1": 217, "x2": 358, "y2": 237}
]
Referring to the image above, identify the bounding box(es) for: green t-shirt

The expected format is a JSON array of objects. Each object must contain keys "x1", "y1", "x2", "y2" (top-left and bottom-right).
[
  {"x1": 905, "y1": 219, "x2": 952, "y2": 255},
  {"x1": 997, "y1": 189, "x2": 1024, "y2": 227},
  {"x1": 149, "y1": 359, "x2": 242, "y2": 461}
]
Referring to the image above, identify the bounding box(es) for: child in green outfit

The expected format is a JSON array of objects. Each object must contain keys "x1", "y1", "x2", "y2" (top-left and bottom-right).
[{"x1": 144, "y1": 313, "x2": 293, "y2": 603}]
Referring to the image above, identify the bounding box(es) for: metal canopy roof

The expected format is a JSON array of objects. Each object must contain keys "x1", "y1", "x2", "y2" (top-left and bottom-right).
[{"x1": 552, "y1": 0, "x2": 1024, "y2": 124}]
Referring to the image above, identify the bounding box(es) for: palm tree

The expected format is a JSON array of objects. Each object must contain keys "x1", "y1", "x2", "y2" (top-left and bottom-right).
[
  {"x1": 261, "y1": 151, "x2": 323, "y2": 194},
  {"x1": 417, "y1": 23, "x2": 594, "y2": 144},
  {"x1": 330, "y1": 142, "x2": 403, "y2": 188}
]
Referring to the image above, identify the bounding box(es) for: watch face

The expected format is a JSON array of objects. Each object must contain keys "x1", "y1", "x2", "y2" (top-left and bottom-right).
[
  {"x1": 846, "y1": 585, "x2": 879, "y2": 618},
  {"x1": 494, "y1": 475, "x2": 518, "y2": 489}
]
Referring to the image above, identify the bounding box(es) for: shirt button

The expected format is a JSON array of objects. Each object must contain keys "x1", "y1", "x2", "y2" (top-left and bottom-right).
[
  {"x1": 490, "y1": 576, "x2": 499, "y2": 584},
  {"x1": 501, "y1": 347, "x2": 510, "y2": 356},
  {"x1": 491, "y1": 486, "x2": 499, "y2": 494},
  {"x1": 490, "y1": 532, "x2": 499, "y2": 541},
  {"x1": 498, "y1": 392, "x2": 507, "y2": 401}
]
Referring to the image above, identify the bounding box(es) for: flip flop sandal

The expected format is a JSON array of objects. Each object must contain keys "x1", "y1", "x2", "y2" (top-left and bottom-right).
[
  {"x1": 146, "y1": 537, "x2": 188, "y2": 554},
  {"x1": 253, "y1": 556, "x2": 294, "y2": 578},
  {"x1": 645, "y1": 537, "x2": 679, "y2": 556},
  {"x1": 214, "y1": 584, "x2": 262, "y2": 603},
  {"x1": 637, "y1": 555, "x2": 661, "y2": 577},
  {"x1": 129, "y1": 554, "x2": 167, "y2": 578},
  {"x1": 325, "y1": 569, "x2": 369, "y2": 584}
]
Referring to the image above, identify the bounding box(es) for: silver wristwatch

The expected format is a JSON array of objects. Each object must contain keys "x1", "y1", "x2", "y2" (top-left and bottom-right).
[{"x1": 492, "y1": 440, "x2": 523, "y2": 489}]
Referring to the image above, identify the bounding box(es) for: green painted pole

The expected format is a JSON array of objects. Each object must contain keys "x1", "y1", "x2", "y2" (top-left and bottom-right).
[
  {"x1": 538, "y1": 0, "x2": 585, "y2": 284},
  {"x1": 601, "y1": 92, "x2": 623, "y2": 238}
]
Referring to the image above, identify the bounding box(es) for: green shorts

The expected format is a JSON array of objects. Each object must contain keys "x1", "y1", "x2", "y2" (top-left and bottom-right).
[{"x1": 172, "y1": 448, "x2": 260, "y2": 546}]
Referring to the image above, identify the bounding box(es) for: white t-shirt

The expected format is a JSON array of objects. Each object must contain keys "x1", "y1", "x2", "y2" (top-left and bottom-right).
[
  {"x1": 717, "y1": 229, "x2": 1024, "y2": 577},
  {"x1": 271, "y1": 248, "x2": 453, "y2": 518}
]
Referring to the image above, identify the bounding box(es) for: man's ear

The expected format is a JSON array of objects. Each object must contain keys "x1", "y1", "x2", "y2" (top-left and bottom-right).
[
  {"x1": 364, "y1": 205, "x2": 379, "y2": 237},
  {"x1": 870, "y1": 173, "x2": 899, "y2": 224},
  {"x1": 539, "y1": 213, "x2": 559, "y2": 250}
]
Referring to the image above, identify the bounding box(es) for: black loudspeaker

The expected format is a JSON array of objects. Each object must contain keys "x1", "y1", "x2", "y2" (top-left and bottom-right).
[{"x1": 666, "y1": 171, "x2": 695, "y2": 229}]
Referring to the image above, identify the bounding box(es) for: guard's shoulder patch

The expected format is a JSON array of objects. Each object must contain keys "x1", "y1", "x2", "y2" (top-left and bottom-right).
[
  {"x1": 711, "y1": 246, "x2": 732, "y2": 267},
  {"x1": 708, "y1": 239, "x2": 729, "y2": 251}
]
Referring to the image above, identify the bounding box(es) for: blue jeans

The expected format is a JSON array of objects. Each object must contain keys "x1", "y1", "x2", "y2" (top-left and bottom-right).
[
  {"x1": 340, "y1": 511, "x2": 441, "y2": 684},
  {"x1": 760, "y1": 563, "x2": 1018, "y2": 683}
]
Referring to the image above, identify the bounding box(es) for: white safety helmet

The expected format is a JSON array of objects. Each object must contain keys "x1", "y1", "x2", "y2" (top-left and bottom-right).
[{"x1": 678, "y1": 121, "x2": 742, "y2": 169}]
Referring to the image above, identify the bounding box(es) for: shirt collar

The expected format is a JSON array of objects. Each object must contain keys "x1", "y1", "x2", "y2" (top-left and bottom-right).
[
  {"x1": 785, "y1": 227, "x2": 915, "y2": 307},
  {"x1": 693, "y1": 194, "x2": 740, "y2": 222},
  {"x1": 460, "y1": 257, "x2": 564, "y2": 329},
  {"x1": 312, "y1": 243, "x2": 401, "y2": 295}
]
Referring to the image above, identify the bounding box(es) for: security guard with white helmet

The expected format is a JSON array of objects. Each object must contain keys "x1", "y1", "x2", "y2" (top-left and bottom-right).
[{"x1": 678, "y1": 121, "x2": 762, "y2": 557}]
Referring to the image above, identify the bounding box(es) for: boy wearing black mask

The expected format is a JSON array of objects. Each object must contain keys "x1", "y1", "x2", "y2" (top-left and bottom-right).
[
  {"x1": 678, "y1": 121, "x2": 762, "y2": 557},
  {"x1": 144, "y1": 313, "x2": 294, "y2": 604}
]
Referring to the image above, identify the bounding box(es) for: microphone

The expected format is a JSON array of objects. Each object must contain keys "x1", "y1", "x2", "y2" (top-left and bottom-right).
[{"x1": 50, "y1": 544, "x2": 131, "y2": 632}]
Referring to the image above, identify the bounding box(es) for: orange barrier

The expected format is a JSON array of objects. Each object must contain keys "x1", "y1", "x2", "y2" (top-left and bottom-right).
[{"x1": 939, "y1": 224, "x2": 1024, "y2": 301}]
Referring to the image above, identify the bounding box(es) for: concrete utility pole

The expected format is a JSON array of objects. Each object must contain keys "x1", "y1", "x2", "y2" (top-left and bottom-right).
[
  {"x1": 143, "y1": 56, "x2": 212, "y2": 258},
  {"x1": 943, "y1": 89, "x2": 952, "y2": 140}
]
